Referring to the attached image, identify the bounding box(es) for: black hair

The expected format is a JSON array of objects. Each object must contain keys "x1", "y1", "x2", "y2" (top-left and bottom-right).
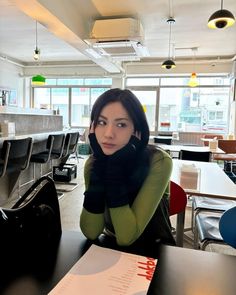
[{"x1": 90, "y1": 88, "x2": 150, "y2": 147}]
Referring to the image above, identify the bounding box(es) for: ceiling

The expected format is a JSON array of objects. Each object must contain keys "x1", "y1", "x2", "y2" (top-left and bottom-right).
[{"x1": 1, "y1": 0, "x2": 236, "y2": 73}]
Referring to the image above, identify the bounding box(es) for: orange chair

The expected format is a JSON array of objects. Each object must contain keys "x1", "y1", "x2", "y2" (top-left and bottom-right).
[
  {"x1": 169, "y1": 181, "x2": 187, "y2": 247},
  {"x1": 202, "y1": 134, "x2": 223, "y2": 146}
]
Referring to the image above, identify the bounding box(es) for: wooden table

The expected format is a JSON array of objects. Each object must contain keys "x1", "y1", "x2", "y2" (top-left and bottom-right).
[{"x1": 1, "y1": 231, "x2": 236, "y2": 295}]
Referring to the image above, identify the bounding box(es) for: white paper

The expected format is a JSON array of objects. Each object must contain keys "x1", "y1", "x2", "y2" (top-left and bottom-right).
[{"x1": 48, "y1": 244, "x2": 157, "y2": 295}]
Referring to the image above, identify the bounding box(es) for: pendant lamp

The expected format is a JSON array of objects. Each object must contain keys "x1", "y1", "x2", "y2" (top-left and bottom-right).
[
  {"x1": 208, "y1": 0, "x2": 235, "y2": 29},
  {"x1": 162, "y1": 18, "x2": 176, "y2": 69},
  {"x1": 33, "y1": 21, "x2": 40, "y2": 60},
  {"x1": 32, "y1": 74, "x2": 46, "y2": 85},
  {"x1": 188, "y1": 73, "x2": 198, "y2": 87},
  {"x1": 188, "y1": 48, "x2": 199, "y2": 87},
  {"x1": 31, "y1": 20, "x2": 46, "y2": 85}
]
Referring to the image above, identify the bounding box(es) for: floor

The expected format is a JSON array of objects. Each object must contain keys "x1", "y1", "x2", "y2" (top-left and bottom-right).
[{"x1": 58, "y1": 155, "x2": 236, "y2": 255}]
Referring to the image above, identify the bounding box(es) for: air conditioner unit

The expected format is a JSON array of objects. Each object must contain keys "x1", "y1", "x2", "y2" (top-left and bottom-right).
[{"x1": 85, "y1": 18, "x2": 149, "y2": 61}]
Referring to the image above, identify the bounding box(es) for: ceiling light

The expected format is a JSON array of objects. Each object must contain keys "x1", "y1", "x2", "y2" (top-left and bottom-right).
[
  {"x1": 208, "y1": 0, "x2": 235, "y2": 29},
  {"x1": 188, "y1": 73, "x2": 198, "y2": 87},
  {"x1": 33, "y1": 21, "x2": 40, "y2": 60},
  {"x1": 31, "y1": 74, "x2": 46, "y2": 85},
  {"x1": 188, "y1": 48, "x2": 199, "y2": 87},
  {"x1": 162, "y1": 18, "x2": 176, "y2": 70}
]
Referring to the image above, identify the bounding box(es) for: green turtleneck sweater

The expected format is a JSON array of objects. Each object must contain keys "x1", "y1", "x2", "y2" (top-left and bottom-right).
[{"x1": 80, "y1": 148, "x2": 173, "y2": 246}]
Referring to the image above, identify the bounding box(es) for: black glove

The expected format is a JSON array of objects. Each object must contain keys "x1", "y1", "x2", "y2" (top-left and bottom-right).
[
  {"x1": 83, "y1": 159, "x2": 106, "y2": 214},
  {"x1": 105, "y1": 136, "x2": 141, "y2": 208},
  {"x1": 88, "y1": 133, "x2": 105, "y2": 159}
]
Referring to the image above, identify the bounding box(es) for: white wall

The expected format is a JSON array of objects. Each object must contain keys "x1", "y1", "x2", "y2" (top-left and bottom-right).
[{"x1": 0, "y1": 59, "x2": 24, "y2": 106}]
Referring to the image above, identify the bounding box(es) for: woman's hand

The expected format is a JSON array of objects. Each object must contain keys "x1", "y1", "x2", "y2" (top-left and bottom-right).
[{"x1": 88, "y1": 122, "x2": 105, "y2": 159}]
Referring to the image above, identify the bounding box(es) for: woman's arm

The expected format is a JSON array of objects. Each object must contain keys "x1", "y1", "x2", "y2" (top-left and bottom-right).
[
  {"x1": 80, "y1": 157, "x2": 105, "y2": 240},
  {"x1": 109, "y1": 150, "x2": 173, "y2": 246}
]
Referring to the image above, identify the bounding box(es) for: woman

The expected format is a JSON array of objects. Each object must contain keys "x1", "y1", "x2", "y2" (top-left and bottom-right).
[{"x1": 80, "y1": 88, "x2": 175, "y2": 257}]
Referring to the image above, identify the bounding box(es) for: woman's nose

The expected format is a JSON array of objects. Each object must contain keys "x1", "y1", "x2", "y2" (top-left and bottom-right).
[{"x1": 104, "y1": 125, "x2": 115, "y2": 138}]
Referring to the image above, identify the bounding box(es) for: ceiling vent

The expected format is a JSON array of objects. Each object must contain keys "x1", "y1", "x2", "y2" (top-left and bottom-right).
[{"x1": 85, "y1": 18, "x2": 149, "y2": 61}]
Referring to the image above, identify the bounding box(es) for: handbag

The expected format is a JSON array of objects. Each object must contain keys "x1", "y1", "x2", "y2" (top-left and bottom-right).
[{"x1": 0, "y1": 176, "x2": 62, "y2": 250}]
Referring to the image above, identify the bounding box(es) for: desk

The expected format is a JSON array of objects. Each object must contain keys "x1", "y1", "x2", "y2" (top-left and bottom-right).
[
  {"x1": 171, "y1": 159, "x2": 236, "y2": 246},
  {"x1": 1, "y1": 231, "x2": 236, "y2": 295},
  {"x1": 157, "y1": 144, "x2": 225, "y2": 155},
  {"x1": 172, "y1": 159, "x2": 236, "y2": 200}
]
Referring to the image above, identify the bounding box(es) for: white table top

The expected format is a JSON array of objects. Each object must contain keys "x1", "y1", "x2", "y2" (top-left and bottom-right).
[
  {"x1": 171, "y1": 159, "x2": 236, "y2": 200},
  {"x1": 157, "y1": 144, "x2": 225, "y2": 154}
]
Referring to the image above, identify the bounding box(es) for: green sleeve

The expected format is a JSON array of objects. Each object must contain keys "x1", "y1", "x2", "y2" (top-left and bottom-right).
[
  {"x1": 80, "y1": 157, "x2": 105, "y2": 240},
  {"x1": 109, "y1": 150, "x2": 173, "y2": 246}
]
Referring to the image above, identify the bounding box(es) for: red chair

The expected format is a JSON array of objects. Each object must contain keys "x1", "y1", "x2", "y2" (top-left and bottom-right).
[{"x1": 169, "y1": 181, "x2": 187, "y2": 247}]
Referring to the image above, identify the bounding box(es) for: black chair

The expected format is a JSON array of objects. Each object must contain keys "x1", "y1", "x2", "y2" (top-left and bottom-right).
[
  {"x1": 0, "y1": 138, "x2": 33, "y2": 177},
  {"x1": 54, "y1": 132, "x2": 80, "y2": 192},
  {"x1": 154, "y1": 137, "x2": 172, "y2": 145},
  {"x1": 60, "y1": 132, "x2": 80, "y2": 165},
  {"x1": 179, "y1": 150, "x2": 212, "y2": 162},
  {"x1": 0, "y1": 137, "x2": 33, "y2": 198},
  {"x1": 31, "y1": 134, "x2": 65, "y2": 179}
]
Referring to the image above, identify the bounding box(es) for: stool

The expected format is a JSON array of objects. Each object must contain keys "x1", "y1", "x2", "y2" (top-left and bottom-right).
[
  {"x1": 54, "y1": 132, "x2": 80, "y2": 192},
  {"x1": 0, "y1": 137, "x2": 33, "y2": 198},
  {"x1": 31, "y1": 134, "x2": 65, "y2": 179}
]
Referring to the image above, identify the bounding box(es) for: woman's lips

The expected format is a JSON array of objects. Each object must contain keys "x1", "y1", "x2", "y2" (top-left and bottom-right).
[{"x1": 102, "y1": 143, "x2": 116, "y2": 149}]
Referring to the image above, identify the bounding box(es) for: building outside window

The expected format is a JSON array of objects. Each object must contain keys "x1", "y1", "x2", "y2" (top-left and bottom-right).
[{"x1": 126, "y1": 76, "x2": 230, "y2": 135}]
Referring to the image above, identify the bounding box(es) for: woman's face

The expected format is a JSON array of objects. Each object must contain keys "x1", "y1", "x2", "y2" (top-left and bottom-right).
[{"x1": 94, "y1": 102, "x2": 135, "y2": 155}]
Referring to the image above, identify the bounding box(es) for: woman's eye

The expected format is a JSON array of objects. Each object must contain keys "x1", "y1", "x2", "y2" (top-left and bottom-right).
[
  {"x1": 117, "y1": 122, "x2": 127, "y2": 128},
  {"x1": 97, "y1": 120, "x2": 106, "y2": 126}
]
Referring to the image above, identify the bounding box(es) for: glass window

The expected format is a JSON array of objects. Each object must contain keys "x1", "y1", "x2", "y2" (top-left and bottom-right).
[
  {"x1": 84, "y1": 78, "x2": 112, "y2": 85},
  {"x1": 131, "y1": 90, "x2": 157, "y2": 132},
  {"x1": 51, "y1": 88, "x2": 69, "y2": 127},
  {"x1": 126, "y1": 78, "x2": 159, "y2": 86},
  {"x1": 159, "y1": 87, "x2": 230, "y2": 134},
  {"x1": 34, "y1": 88, "x2": 50, "y2": 109},
  {"x1": 71, "y1": 88, "x2": 90, "y2": 127}
]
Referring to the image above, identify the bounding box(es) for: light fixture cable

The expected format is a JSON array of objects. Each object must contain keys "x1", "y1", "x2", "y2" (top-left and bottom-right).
[{"x1": 33, "y1": 21, "x2": 40, "y2": 60}]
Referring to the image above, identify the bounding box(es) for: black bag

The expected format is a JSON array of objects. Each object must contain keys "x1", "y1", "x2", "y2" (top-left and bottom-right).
[{"x1": 0, "y1": 176, "x2": 62, "y2": 249}]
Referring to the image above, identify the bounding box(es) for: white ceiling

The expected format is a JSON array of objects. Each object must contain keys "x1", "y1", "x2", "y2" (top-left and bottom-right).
[{"x1": 1, "y1": 0, "x2": 236, "y2": 73}]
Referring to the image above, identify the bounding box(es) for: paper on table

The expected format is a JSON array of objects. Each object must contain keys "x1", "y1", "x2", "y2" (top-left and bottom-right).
[{"x1": 48, "y1": 244, "x2": 157, "y2": 295}]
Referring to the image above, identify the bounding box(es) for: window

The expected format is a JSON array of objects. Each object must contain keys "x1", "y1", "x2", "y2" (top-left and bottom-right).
[
  {"x1": 32, "y1": 78, "x2": 111, "y2": 128},
  {"x1": 126, "y1": 76, "x2": 230, "y2": 134}
]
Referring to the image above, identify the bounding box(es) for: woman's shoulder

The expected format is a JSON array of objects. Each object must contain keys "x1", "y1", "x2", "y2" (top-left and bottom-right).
[{"x1": 147, "y1": 145, "x2": 172, "y2": 161}]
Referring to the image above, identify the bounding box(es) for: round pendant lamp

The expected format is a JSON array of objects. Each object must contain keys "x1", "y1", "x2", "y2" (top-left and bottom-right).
[
  {"x1": 208, "y1": 0, "x2": 235, "y2": 29},
  {"x1": 161, "y1": 18, "x2": 176, "y2": 70}
]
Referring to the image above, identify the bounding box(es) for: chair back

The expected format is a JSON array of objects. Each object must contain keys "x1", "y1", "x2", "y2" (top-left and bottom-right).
[
  {"x1": 0, "y1": 137, "x2": 33, "y2": 177},
  {"x1": 219, "y1": 206, "x2": 236, "y2": 248},
  {"x1": 154, "y1": 137, "x2": 172, "y2": 145},
  {"x1": 50, "y1": 134, "x2": 66, "y2": 159},
  {"x1": 218, "y1": 140, "x2": 236, "y2": 154},
  {"x1": 202, "y1": 134, "x2": 223, "y2": 146},
  {"x1": 169, "y1": 181, "x2": 187, "y2": 216},
  {"x1": 179, "y1": 150, "x2": 212, "y2": 162}
]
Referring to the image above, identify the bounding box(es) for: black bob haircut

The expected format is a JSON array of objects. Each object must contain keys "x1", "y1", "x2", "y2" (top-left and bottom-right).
[{"x1": 90, "y1": 88, "x2": 150, "y2": 147}]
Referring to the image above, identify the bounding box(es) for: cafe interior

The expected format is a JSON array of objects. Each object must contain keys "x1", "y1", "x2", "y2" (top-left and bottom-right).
[{"x1": 1, "y1": 0, "x2": 236, "y2": 294}]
